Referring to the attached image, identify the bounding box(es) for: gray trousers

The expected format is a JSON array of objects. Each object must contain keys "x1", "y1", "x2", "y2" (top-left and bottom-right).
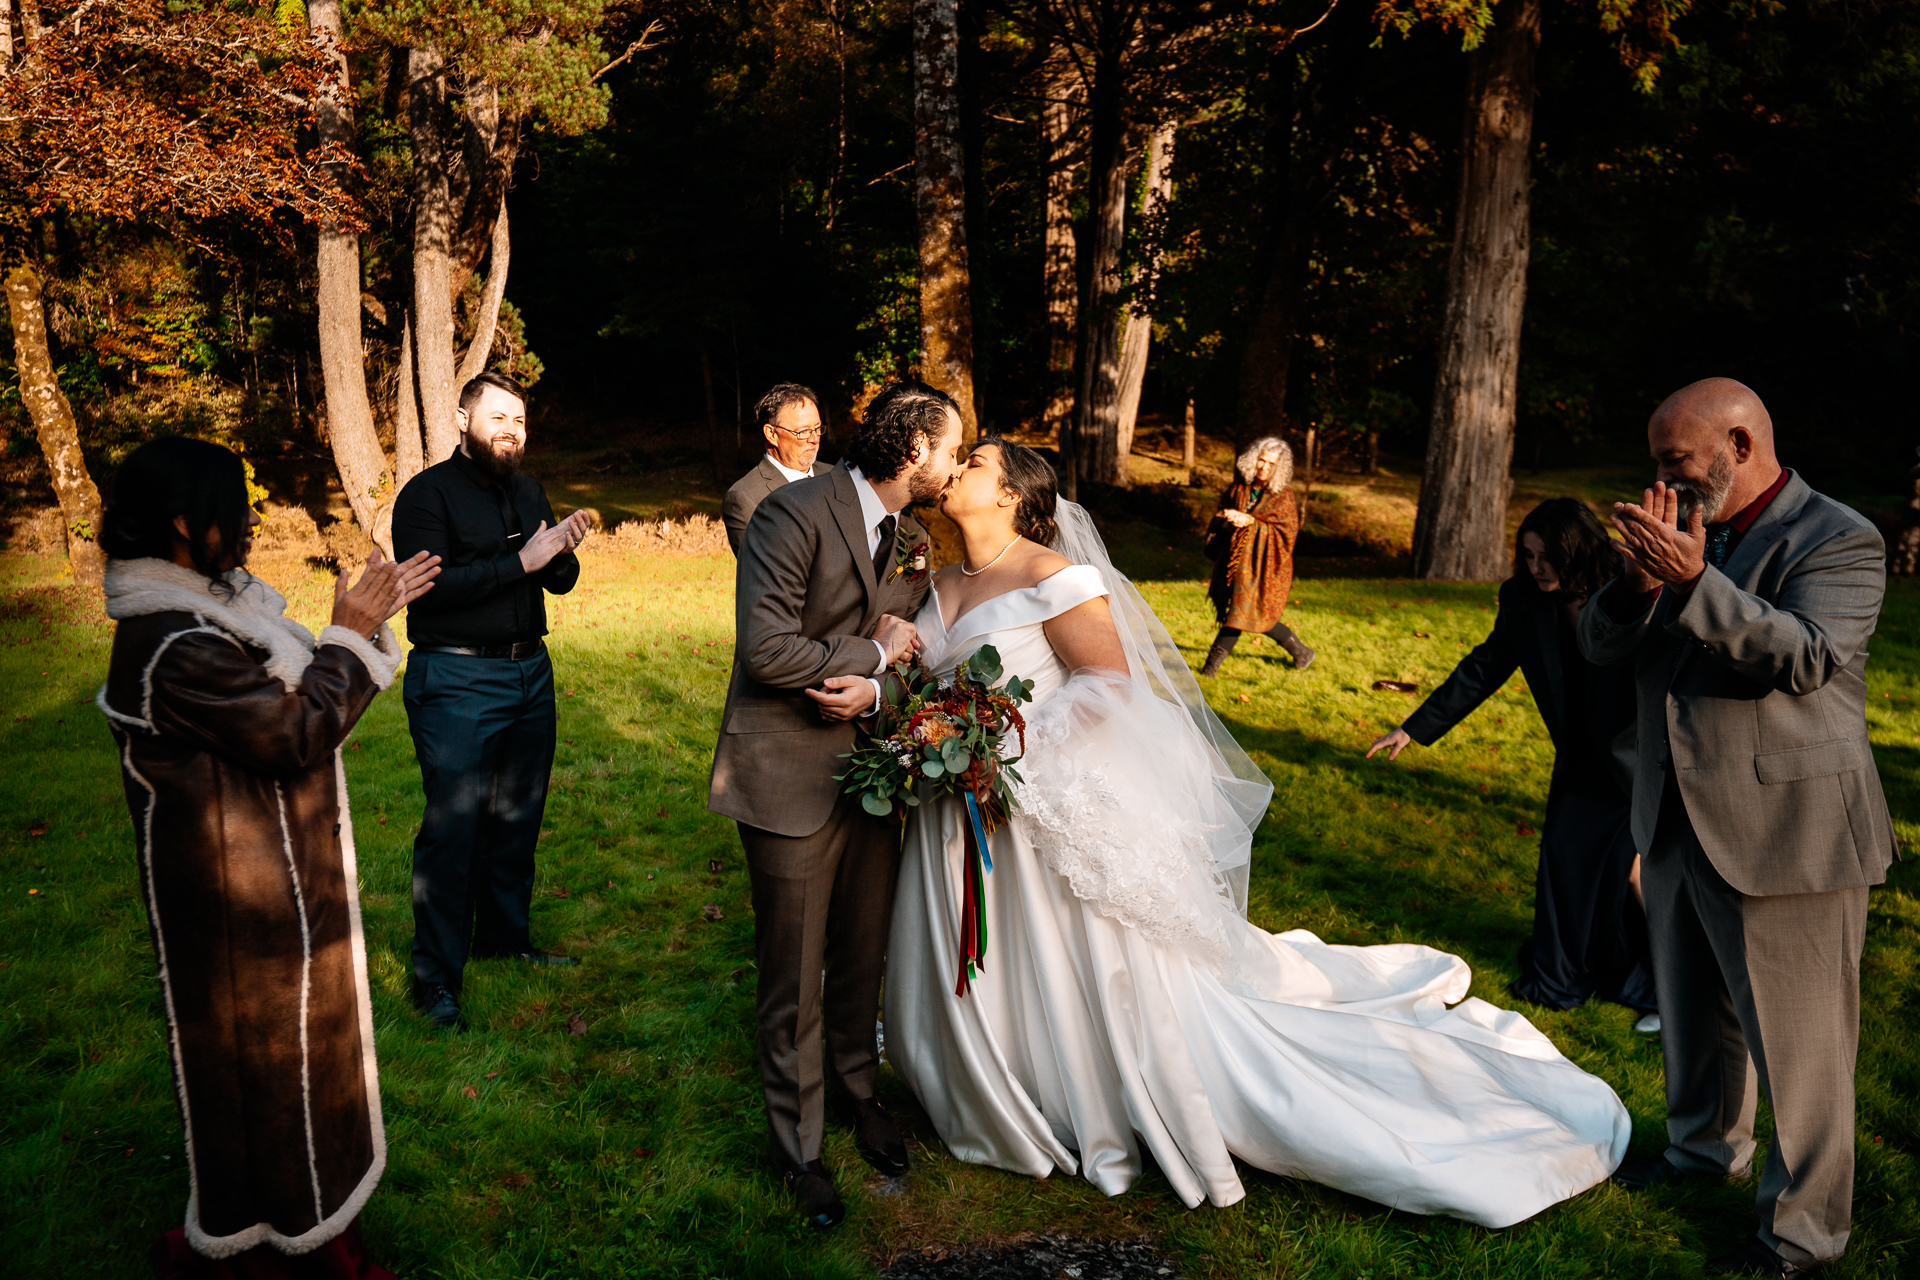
[
  {"x1": 739, "y1": 790, "x2": 901, "y2": 1170},
  {"x1": 1645, "y1": 776, "x2": 1867, "y2": 1267}
]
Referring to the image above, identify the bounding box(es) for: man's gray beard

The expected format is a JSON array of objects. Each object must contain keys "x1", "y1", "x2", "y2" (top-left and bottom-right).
[{"x1": 1669, "y1": 448, "x2": 1736, "y2": 525}]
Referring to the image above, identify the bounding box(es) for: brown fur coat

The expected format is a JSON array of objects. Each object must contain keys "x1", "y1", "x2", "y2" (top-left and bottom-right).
[{"x1": 97, "y1": 559, "x2": 399, "y2": 1258}]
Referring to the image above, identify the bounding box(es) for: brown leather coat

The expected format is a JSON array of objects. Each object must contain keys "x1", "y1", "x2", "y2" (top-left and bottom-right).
[{"x1": 98, "y1": 559, "x2": 399, "y2": 1258}]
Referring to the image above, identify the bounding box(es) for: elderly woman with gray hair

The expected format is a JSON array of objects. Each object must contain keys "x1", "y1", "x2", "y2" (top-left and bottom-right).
[{"x1": 1200, "y1": 436, "x2": 1314, "y2": 676}]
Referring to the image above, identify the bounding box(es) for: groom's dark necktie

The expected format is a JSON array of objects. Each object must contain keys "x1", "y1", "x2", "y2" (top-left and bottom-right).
[{"x1": 873, "y1": 514, "x2": 896, "y2": 581}]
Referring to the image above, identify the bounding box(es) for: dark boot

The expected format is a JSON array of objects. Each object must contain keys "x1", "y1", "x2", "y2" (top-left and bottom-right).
[
  {"x1": 1267, "y1": 622, "x2": 1316, "y2": 670},
  {"x1": 1199, "y1": 629, "x2": 1241, "y2": 677}
]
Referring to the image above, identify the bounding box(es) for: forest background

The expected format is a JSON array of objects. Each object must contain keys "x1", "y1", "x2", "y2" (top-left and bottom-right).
[{"x1": 1, "y1": 0, "x2": 1916, "y2": 565}]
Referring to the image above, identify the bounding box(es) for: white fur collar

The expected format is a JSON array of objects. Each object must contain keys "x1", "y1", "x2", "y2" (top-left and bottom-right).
[{"x1": 103, "y1": 558, "x2": 400, "y2": 692}]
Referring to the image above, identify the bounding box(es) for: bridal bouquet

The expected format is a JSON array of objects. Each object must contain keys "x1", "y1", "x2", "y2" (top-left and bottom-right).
[{"x1": 837, "y1": 644, "x2": 1034, "y2": 994}]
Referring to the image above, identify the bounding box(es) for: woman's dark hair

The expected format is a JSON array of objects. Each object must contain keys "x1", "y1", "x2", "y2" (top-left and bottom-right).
[
  {"x1": 976, "y1": 436, "x2": 1060, "y2": 549},
  {"x1": 99, "y1": 437, "x2": 251, "y2": 584},
  {"x1": 843, "y1": 380, "x2": 959, "y2": 481},
  {"x1": 1514, "y1": 497, "x2": 1618, "y2": 598}
]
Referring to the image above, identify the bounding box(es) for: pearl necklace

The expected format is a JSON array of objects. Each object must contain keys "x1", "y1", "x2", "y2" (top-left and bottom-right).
[{"x1": 960, "y1": 534, "x2": 1022, "y2": 576}]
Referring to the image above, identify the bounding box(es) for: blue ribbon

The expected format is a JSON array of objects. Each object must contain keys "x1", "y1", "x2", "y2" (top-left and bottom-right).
[{"x1": 964, "y1": 791, "x2": 994, "y2": 875}]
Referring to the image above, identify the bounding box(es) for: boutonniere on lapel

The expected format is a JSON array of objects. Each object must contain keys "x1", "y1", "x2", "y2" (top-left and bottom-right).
[{"x1": 888, "y1": 527, "x2": 931, "y2": 583}]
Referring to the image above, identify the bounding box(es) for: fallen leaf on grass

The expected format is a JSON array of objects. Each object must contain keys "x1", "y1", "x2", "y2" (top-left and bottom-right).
[
  {"x1": 1412, "y1": 632, "x2": 1430, "y2": 638},
  {"x1": 28, "y1": 822, "x2": 47, "y2": 837},
  {"x1": 348, "y1": 740, "x2": 362, "y2": 751},
  {"x1": 702, "y1": 904, "x2": 725, "y2": 921},
  {"x1": 655, "y1": 807, "x2": 669, "y2": 818},
  {"x1": 632, "y1": 1147, "x2": 653, "y2": 1159},
  {"x1": 1517, "y1": 823, "x2": 1537, "y2": 837},
  {"x1": 551, "y1": 886, "x2": 570, "y2": 898},
  {"x1": 566, "y1": 1013, "x2": 588, "y2": 1036},
  {"x1": 728, "y1": 968, "x2": 744, "y2": 981},
  {"x1": 462, "y1": 1086, "x2": 478, "y2": 1099},
  {"x1": 1371, "y1": 680, "x2": 1419, "y2": 694},
  {"x1": 707, "y1": 859, "x2": 723, "y2": 874},
  {"x1": 1237, "y1": 692, "x2": 1252, "y2": 703},
  {"x1": 498, "y1": 1173, "x2": 531, "y2": 1188}
]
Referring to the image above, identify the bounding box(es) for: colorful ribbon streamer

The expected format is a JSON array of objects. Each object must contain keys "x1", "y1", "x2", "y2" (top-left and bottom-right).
[{"x1": 955, "y1": 791, "x2": 993, "y2": 997}]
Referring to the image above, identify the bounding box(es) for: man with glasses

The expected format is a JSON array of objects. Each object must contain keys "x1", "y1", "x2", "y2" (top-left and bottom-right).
[{"x1": 724, "y1": 382, "x2": 833, "y2": 554}]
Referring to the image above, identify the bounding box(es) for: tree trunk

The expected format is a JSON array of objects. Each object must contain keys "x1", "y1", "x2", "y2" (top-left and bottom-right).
[
  {"x1": 1071, "y1": 53, "x2": 1128, "y2": 490},
  {"x1": 2, "y1": 0, "x2": 16, "y2": 65},
  {"x1": 1042, "y1": 50, "x2": 1079, "y2": 446},
  {"x1": 1112, "y1": 122, "x2": 1175, "y2": 480},
  {"x1": 1183, "y1": 397, "x2": 1196, "y2": 478},
  {"x1": 409, "y1": 46, "x2": 461, "y2": 465},
  {"x1": 912, "y1": 0, "x2": 978, "y2": 441},
  {"x1": 308, "y1": 0, "x2": 389, "y2": 542},
  {"x1": 1411, "y1": 0, "x2": 1540, "y2": 581},
  {"x1": 456, "y1": 200, "x2": 510, "y2": 385},
  {"x1": 5, "y1": 266, "x2": 104, "y2": 588}
]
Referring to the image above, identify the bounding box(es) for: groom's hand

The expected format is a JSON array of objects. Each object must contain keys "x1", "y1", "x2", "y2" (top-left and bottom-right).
[
  {"x1": 807, "y1": 675, "x2": 876, "y2": 722},
  {"x1": 872, "y1": 615, "x2": 920, "y2": 666}
]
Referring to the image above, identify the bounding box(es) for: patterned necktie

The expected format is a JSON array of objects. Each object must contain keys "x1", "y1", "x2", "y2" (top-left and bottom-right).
[
  {"x1": 1705, "y1": 524, "x2": 1733, "y2": 570},
  {"x1": 873, "y1": 514, "x2": 896, "y2": 580}
]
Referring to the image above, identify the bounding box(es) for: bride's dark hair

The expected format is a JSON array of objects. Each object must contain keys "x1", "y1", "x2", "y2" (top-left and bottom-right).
[{"x1": 976, "y1": 437, "x2": 1059, "y2": 548}]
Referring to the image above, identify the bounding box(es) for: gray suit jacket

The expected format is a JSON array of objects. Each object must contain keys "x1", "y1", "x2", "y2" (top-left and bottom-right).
[
  {"x1": 723, "y1": 455, "x2": 832, "y2": 555},
  {"x1": 1578, "y1": 471, "x2": 1896, "y2": 897},
  {"x1": 708, "y1": 464, "x2": 931, "y2": 838}
]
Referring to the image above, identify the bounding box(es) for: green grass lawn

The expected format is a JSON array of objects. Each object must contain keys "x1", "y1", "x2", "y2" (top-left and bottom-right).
[{"x1": 3, "y1": 539, "x2": 1918, "y2": 1279}]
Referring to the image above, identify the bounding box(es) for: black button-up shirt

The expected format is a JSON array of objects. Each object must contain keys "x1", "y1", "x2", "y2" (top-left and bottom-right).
[{"x1": 392, "y1": 448, "x2": 580, "y2": 647}]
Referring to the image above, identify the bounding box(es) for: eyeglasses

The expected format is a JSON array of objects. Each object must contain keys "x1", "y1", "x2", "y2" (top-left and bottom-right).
[{"x1": 775, "y1": 425, "x2": 823, "y2": 442}]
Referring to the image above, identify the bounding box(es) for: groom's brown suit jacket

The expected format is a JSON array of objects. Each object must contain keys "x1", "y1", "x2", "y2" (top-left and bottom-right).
[{"x1": 708, "y1": 463, "x2": 930, "y2": 839}]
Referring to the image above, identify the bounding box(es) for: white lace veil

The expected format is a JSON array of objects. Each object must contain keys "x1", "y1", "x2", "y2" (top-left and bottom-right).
[{"x1": 1046, "y1": 499, "x2": 1274, "y2": 911}]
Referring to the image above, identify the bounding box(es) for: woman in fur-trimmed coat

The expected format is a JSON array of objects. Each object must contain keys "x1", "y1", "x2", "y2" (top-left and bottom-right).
[
  {"x1": 95, "y1": 438, "x2": 438, "y2": 1277},
  {"x1": 1200, "y1": 436, "x2": 1314, "y2": 676}
]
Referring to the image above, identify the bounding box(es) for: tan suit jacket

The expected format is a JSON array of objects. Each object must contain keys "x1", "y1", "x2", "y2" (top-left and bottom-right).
[
  {"x1": 709, "y1": 464, "x2": 931, "y2": 838},
  {"x1": 722, "y1": 454, "x2": 832, "y2": 555},
  {"x1": 1579, "y1": 472, "x2": 1896, "y2": 897}
]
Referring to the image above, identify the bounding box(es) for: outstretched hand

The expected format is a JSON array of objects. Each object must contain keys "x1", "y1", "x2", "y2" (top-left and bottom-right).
[
  {"x1": 330, "y1": 549, "x2": 441, "y2": 639},
  {"x1": 1610, "y1": 482, "x2": 1707, "y2": 588},
  {"x1": 1366, "y1": 727, "x2": 1413, "y2": 761}
]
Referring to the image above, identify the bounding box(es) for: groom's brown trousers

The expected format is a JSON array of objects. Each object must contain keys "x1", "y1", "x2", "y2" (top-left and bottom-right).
[{"x1": 740, "y1": 791, "x2": 902, "y2": 1170}]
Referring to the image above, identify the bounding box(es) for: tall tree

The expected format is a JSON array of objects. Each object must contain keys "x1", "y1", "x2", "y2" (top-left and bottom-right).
[
  {"x1": 1410, "y1": 0, "x2": 1539, "y2": 579},
  {"x1": 0, "y1": 0, "x2": 356, "y2": 587},
  {"x1": 1112, "y1": 120, "x2": 1176, "y2": 474},
  {"x1": 1383, "y1": 0, "x2": 1689, "y2": 578},
  {"x1": 914, "y1": 0, "x2": 979, "y2": 439},
  {"x1": 1041, "y1": 46, "x2": 1080, "y2": 444}
]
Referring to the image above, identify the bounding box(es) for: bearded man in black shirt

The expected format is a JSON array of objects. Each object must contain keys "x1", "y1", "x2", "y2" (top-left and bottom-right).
[{"x1": 393, "y1": 371, "x2": 593, "y2": 1029}]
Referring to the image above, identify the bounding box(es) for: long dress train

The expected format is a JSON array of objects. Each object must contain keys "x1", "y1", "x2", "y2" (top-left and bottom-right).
[{"x1": 884, "y1": 564, "x2": 1630, "y2": 1228}]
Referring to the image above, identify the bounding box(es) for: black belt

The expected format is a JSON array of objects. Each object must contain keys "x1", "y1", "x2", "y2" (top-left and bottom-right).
[{"x1": 412, "y1": 639, "x2": 545, "y2": 660}]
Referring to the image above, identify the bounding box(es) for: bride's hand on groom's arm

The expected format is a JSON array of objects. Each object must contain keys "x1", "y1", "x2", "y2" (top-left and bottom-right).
[{"x1": 871, "y1": 615, "x2": 919, "y2": 666}]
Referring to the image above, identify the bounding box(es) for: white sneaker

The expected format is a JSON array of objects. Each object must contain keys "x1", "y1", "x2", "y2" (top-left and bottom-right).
[{"x1": 1635, "y1": 1013, "x2": 1662, "y2": 1034}]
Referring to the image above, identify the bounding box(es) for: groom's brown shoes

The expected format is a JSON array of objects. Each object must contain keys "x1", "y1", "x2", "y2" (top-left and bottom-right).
[
  {"x1": 782, "y1": 1160, "x2": 845, "y2": 1229},
  {"x1": 850, "y1": 1098, "x2": 911, "y2": 1176}
]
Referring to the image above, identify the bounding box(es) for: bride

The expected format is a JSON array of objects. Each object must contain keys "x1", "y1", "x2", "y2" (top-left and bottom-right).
[{"x1": 884, "y1": 438, "x2": 1631, "y2": 1227}]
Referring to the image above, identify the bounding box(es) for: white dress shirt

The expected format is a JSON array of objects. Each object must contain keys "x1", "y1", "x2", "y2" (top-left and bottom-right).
[{"x1": 766, "y1": 452, "x2": 811, "y2": 484}]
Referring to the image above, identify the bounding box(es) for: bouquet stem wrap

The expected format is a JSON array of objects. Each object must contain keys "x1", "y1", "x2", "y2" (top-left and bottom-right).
[{"x1": 955, "y1": 791, "x2": 995, "y2": 996}]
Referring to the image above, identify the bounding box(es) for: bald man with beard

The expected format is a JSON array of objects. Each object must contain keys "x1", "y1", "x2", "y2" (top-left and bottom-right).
[{"x1": 1579, "y1": 379, "x2": 1896, "y2": 1278}]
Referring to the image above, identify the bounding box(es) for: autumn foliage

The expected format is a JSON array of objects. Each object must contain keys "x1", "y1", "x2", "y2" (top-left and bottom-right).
[{"x1": 0, "y1": 0, "x2": 362, "y2": 237}]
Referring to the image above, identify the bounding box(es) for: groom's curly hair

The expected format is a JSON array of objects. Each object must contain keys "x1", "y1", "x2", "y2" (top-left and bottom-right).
[{"x1": 844, "y1": 380, "x2": 960, "y2": 481}]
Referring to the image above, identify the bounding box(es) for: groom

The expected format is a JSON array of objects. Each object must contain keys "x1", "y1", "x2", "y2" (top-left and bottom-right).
[{"x1": 708, "y1": 379, "x2": 963, "y2": 1228}]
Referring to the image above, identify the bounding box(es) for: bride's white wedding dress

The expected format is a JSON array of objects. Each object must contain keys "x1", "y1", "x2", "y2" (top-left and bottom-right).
[{"x1": 884, "y1": 534, "x2": 1630, "y2": 1227}]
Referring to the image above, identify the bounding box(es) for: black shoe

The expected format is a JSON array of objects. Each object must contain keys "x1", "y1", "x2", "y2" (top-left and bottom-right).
[
  {"x1": 849, "y1": 1098, "x2": 910, "y2": 1177},
  {"x1": 1275, "y1": 629, "x2": 1316, "y2": 671},
  {"x1": 1707, "y1": 1239, "x2": 1821, "y2": 1278},
  {"x1": 478, "y1": 948, "x2": 580, "y2": 968},
  {"x1": 411, "y1": 982, "x2": 465, "y2": 1031},
  {"x1": 1199, "y1": 633, "x2": 1238, "y2": 678},
  {"x1": 1612, "y1": 1152, "x2": 1701, "y2": 1191},
  {"x1": 782, "y1": 1160, "x2": 845, "y2": 1229}
]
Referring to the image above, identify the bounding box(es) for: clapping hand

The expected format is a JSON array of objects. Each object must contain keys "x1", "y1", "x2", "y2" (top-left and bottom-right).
[
  {"x1": 519, "y1": 510, "x2": 594, "y2": 573},
  {"x1": 1610, "y1": 482, "x2": 1707, "y2": 588},
  {"x1": 330, "y1": 549, "x2": 441, "y2": 638}
]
